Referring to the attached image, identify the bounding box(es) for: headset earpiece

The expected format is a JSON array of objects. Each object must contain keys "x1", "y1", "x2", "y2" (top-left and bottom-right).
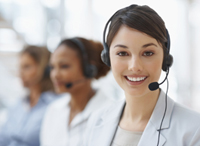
[
  {"x1": 43, "y1": 65, "x2": 50, "y2": 78},
  {"x1": 162, "y1": 54, "x2": 173, "y2": 72},
  {"x1": 85, "y1": 64, "x2": 97, "y2": 78},
  {"x1": 70, "y1": 38, "x2": 97, "y2": 78},
  {"x1": 166, "y1": 54, "x2": 173, "y2": 68},
  {"x1": 101, "y1": 43, "x2": 110, "y2": 67},
  {"x1": 162, "y1": 29, "x2": 173, "y2": 72}
]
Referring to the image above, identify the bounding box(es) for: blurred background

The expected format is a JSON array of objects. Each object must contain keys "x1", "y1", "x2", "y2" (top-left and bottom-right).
[{"x1": 0, "y1": 0, "x2": 200, "y2": 127}]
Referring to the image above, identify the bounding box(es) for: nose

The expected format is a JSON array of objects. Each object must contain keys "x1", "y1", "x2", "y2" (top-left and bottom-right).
[
  {"x1": 128, "y1": 56, "x2": 143, "y2": 72},
  {"x1": 50, "y1": 68, "x2": 60, "y2": 80}
]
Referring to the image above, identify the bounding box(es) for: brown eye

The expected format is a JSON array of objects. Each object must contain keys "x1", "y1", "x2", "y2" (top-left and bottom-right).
[
  {"x1": 61, "y1": 64, "x2": 70, "y2": 69},
  {"x1": 117, "y1": 52, "x2": 128, "y2": 56},
  {"x1": 143, "y1": 51, "x2": 154, "y2": 56}
]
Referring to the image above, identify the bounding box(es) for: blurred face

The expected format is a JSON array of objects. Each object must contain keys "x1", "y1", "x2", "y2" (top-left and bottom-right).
[
  {"x1": 110, "y1": 25, "x2": 164, "y2": 97},
  {"x1": 19, "y1": 53, "x2": 40, "y2": 87},
  {"x1": 50, "y1": 45, "x2": 85, "y2": 93}
]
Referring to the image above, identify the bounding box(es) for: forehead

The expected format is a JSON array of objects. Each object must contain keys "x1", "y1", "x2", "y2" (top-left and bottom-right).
[
  {"x1": 110, "y1": 25, "x2": 160, "y2": 48},
  {"x1": 20, "y1": 53, "x2": 37, "y2": 64},
  {"x1": 51, "y1": 45, "x2": 79, "y2": 62}
]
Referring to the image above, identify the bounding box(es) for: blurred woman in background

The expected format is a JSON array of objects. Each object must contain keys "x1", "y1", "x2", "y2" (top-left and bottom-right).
[
  {"x1": 40, "y1": 37, "x2": 111, "y2": 146},
  {"x1": 0, "y1": 46, "x2": 57, "y2": 146}
]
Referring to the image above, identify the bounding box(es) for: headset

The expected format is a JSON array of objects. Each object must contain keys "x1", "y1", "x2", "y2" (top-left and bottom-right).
[
  {"x1": 101, "y1": 4, "x2": 173, "y2": 146},
  {"x1": 70, "y1": 38, "x2": 97, "y2": 79},
  {"x1": 43, "y1": 65, "x2": 50, "y2": 78}
]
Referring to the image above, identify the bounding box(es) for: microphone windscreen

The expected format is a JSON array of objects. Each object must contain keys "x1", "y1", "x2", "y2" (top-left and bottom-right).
[
  {"x1": 65, "y1": 83, "x2": 73, "y2": 88},
  {"x1": 148, "y1": 82, "x2": 159, "y2": 91}
]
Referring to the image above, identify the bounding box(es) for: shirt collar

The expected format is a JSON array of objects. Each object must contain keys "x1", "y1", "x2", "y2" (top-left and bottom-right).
[{"x1": 149, "y1": 89, "x2": 175, "y2": 130}]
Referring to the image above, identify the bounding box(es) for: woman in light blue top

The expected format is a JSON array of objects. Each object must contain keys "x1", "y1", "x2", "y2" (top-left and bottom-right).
[{"x1": 0, "y1": 46, "x2": 57, "y2": 146}]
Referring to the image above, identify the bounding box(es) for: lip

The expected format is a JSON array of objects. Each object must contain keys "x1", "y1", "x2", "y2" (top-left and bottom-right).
[{"x1": 124, "y1": 75, "x2": 148, "y2": 86}]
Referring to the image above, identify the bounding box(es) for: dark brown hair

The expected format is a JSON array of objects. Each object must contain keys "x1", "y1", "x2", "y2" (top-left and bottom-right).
[
  {"x1": 58, "y1": 37, "x2": 110, "y2": 79},
  {"x1": 107, "y1": 4, "x2": 168, "y2": 55},
  {"x1": 21, "y1": 45, "x2": 54, "y2": 92}
]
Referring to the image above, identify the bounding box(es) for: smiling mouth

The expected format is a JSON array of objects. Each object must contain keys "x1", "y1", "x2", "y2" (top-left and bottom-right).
[{"x1": 125, "y1": 76, "x2": 147, "y2": 82}]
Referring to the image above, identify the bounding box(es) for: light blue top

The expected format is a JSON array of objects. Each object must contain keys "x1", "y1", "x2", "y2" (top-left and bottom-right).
[{"x1": 0, "y1": 91, "x2": 58, "y2": 146}]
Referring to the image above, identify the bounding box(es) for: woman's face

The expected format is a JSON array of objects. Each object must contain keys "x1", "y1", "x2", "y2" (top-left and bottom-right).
[
  {"x1": 50, "y1": 45, "x2": 85, "y2": 93},
  {"x1": 19, "y1": 53, "x2": 40, "y2": 88},
  {"x1": 110, "y1": 25, "x2": 164, "y2": 97}
]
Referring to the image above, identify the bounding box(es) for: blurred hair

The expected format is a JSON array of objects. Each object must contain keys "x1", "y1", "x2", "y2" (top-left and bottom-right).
[
  {"x1": 21, "y1": 45, "x2": 53, "y2": 92},
  {"x1": 58, "y1": 37, "x2": 110, "y2": 79},
  {"x1": 107, "y1": 4, "x2": 168, "y2": 56}
]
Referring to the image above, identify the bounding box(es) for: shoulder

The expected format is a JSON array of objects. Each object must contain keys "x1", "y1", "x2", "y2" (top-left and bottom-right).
[
  {"x1": 159, "y1": 90, "x2": 200, "y2": 127},
  {"x1": 40, "y1": 94, "x2": 70, "y2": 139},
  {"x1": 6, "y1": 99, "x2": 25, "y2": 115},
  {"x1": 42, "y1": 93, "x2": 70, "y2": 124},
  {"x1": 88, "y1": 98, "x2": 125, "y2": 125},
  {"x1": 88, "y1": 89, "x2": 116, "y2": 108},
  {"x1": 45, "y1": 93, "x2": 70, "y2": 111},
  {"x1": 169, "y1": 102, "x2": 200, "y2": 145},
  {"x1": 42, "y1": 94, "x2": 70, "y2": 123},
  {"x1": 173, "y1": 102, "x2": 200, "y2": 125},
  {"x1": 40, "y1": 91, "x2": 65, "y2": 104}
]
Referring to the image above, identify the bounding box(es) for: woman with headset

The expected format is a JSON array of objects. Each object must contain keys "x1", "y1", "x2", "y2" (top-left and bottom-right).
[
  {"x1": 84, "y1": 4, "x2": 200, "y2": 146},
  {"x1": 0, "y1": 46, "x2": 57, "y2": 146},
  {"x1": 40, "y1": 37, "x2": 111, "y2": 146}
]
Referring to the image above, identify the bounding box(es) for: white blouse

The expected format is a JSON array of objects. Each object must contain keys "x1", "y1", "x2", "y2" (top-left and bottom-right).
[{"x1": 40, "y1": 90, "x2": 113, "y2": 146}]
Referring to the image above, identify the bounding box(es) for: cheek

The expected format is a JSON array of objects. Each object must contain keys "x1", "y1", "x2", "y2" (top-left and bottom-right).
[
  {"x1": 30, "y1": 67, "x2": 40, "y2": 79},
  {"x1": 61, "y1": 70, "x2": 74, "y2": 80},
  {"x1": 73, "y1": 66, "x2": 85, "y2": 79},
  {"x1": 110, "y1": 55, "x2": 126, "y2": 84},
  {"x1": 63, "y1": 66, "x2": 84, "y2": 81},
  {"x1": 146, "y1": 59, "x2": 163, "y2": 81},
  {"x1": 23, "y1": 67, "x2": 38, "y2": 80},
  {"x1": 21, "y1": 67, "x2": 40, "y2": 87}
]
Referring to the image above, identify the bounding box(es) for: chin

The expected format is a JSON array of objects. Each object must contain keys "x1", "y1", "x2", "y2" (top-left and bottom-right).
[
  {"x1": 55, "y1": 88, "x2": 64, "y2": 94},
  {"x1": 22, "y1": 82, "x2": 30, "y2": 88},
  {"x1": 56, "y1": 86, "x2": 71, "y2": 94},
  {"x1": 124, "y1": 86, "x2": 150, "y2": 97}
]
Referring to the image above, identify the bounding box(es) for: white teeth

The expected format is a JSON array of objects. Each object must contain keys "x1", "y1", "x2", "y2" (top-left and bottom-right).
[{"x1": 127, "y1": 76, "x2": 146, "y2": 82}]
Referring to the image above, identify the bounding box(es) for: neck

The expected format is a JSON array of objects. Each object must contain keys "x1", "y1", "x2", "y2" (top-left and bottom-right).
[
  {"x1": 29, "y1": 84, "x2": 41, "y2": 107},
  {"x1": 120, "y1": 89, "x2": 160, "y2": 131},
  {"x1": 69, "y1": 80, "x2": 95, "y2": 112}
]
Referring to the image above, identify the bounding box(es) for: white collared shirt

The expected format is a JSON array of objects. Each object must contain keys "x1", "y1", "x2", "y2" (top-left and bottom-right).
[
  {"x1": 84, "y1": 89, "x2": 200, "y2": 146},
  {"x1": 40, "y1": 90, "x2": 113, "y2": 146}
]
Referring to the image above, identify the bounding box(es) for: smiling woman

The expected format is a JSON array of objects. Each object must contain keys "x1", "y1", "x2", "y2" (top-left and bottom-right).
[
  {"x1": 84, "y1": 4, "x2": 200, "y2": 146},
  {"x1": 40, "y1": 37, "x2": 111, "y2": 146}
]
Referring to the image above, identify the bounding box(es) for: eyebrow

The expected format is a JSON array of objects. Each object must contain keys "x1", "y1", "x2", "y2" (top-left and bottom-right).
[
  {"x1": 114, "y1": 44, "x2": 128, "y2": 49},
  {"x1": 142, "y1": 43, "x2": 158, "y2": 48},
  {"x1": 114, "y1": 43, "x2": 158, "y2": 49}
]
